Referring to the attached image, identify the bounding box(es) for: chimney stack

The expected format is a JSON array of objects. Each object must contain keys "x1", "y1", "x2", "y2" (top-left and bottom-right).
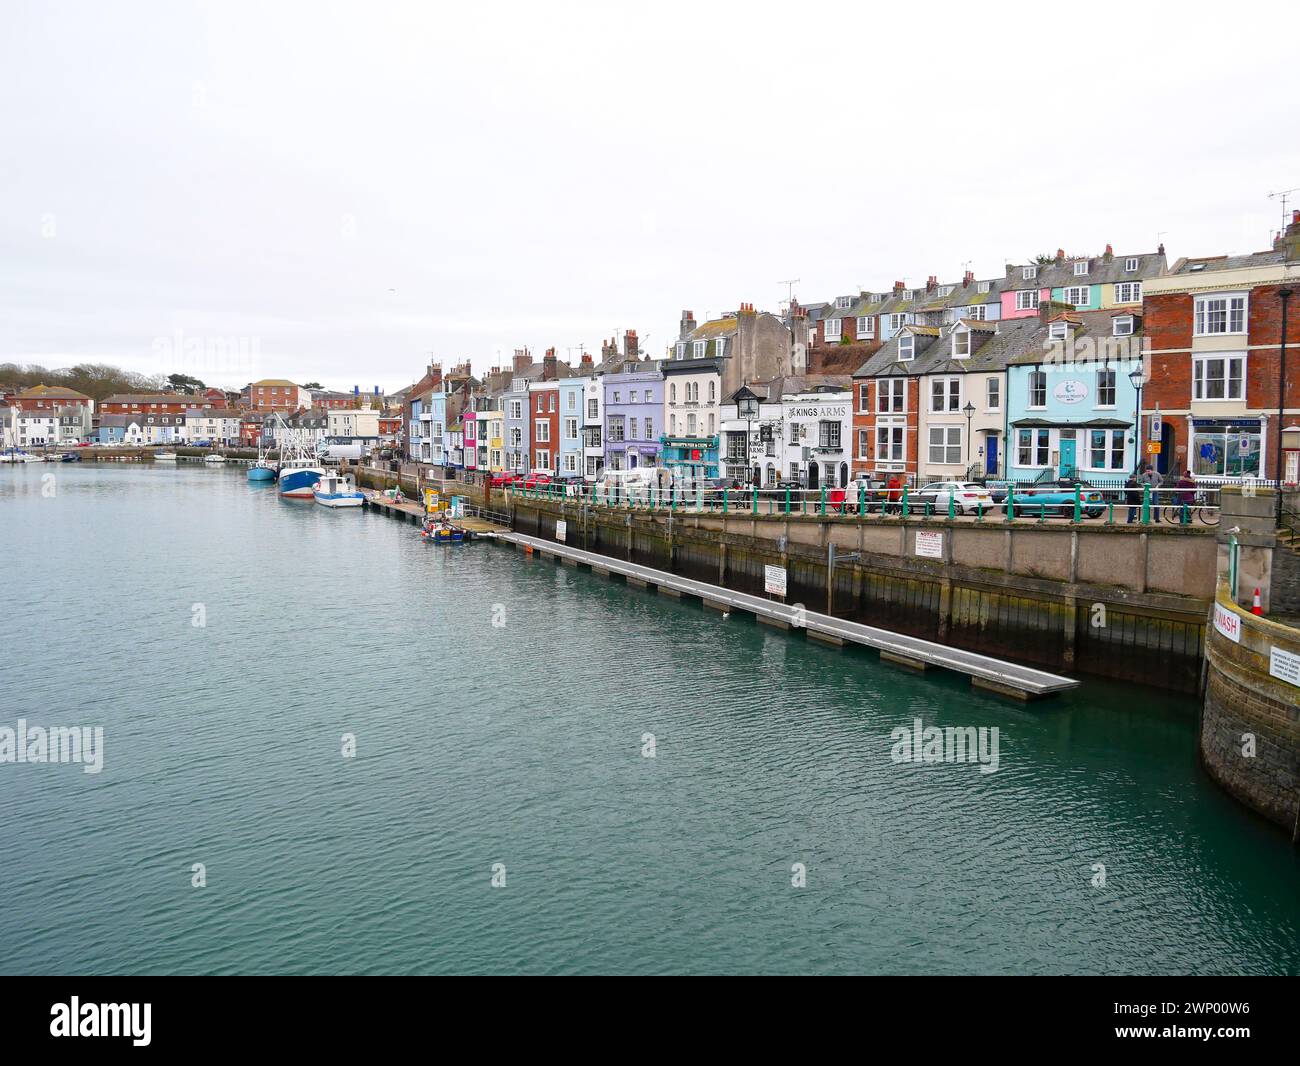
[
  {"x1": 679, "y1": 310, "x2": 696, "y2": 340},
  {"x1": 926, "y1": 275, "x2": 937, "y2": 293},
  {"x1": 893, "y1": 280, "x2": 905, "y2": 294},
  {"x1": 624, "y1": 330, "x2": 638, "y2": 359},
  {"x1": 581, "y1": 352, "x2": 593, "y2": 367},
  {"x1": 543, "y1": 347, "x2": 557, "y2": 379},
  {"x1": 963, "y1": 270, "x2": 974, "y2": 287},
  {"x1": 1104, "y1": 244, "x2": 1114, "y2": 260},
  {"x1": 513, "y1": 349, "x2": 531, "y2": 374},
  {"x1": 1055, "y1": 248, "x2": 1065, "y2": 263}
]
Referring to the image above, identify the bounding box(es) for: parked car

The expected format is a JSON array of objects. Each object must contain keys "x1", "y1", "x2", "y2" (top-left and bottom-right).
[
  {"x1": 522, "y1": 472, "x2": 553, "y2": 490},
  {"x1": 911, "y1": 480, "x2": 997, "y2": 515},
  {"x1": 1001, "y1": 471, "x2": 1107, "y2": 517},
  {"x1": 489, "y1": 472, "x2": 519, "y2": 488}
]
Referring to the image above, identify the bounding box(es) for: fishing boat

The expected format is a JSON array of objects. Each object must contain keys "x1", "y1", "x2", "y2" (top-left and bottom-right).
[
  {"x1": 59, "y1": 452, "x2": 82, "y2": 463},
  {"x1": 273, "y1": 416, "x2": 326, "y2": 498},
  {"x1": 203, "y1": 454, "x2": 227, "y2": 464},
  {"x1": 154, "y1": 451, "x2": 178, "y2": 461},
  {"x1": 247, "y1": 451, "x2": 277, "y2": 482},
  {"x1": 313, "y1": 472, "x2": 365, "y2": 508}
]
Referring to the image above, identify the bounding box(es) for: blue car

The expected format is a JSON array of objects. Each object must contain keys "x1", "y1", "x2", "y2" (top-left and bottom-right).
[{"x1": 996, "y1": 470, "x2": 1106, "y2": 518}]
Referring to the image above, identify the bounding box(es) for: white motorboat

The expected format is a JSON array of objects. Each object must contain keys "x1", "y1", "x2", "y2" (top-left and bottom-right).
[
  {"x1": 155, "y1": 451, "x2": 178, "y2": 461},
  {"x1": 203, "y1": 454, "x2": 227, "y2": 464},
  {"x1": 313, "y1": 472, "x2": 365, "y2": 508}
]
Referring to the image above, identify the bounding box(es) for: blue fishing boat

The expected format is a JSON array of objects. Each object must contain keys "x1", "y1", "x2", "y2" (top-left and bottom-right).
[{"x1": 313, "y1": 472, "x2": 365, "y2": 508}]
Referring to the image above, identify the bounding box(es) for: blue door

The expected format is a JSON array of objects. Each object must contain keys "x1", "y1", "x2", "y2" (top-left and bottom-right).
[
  {"x1": 985, "y1": 436, "x2": 998, "y2": 476},
  {"x1": 1059, "y1": 437, "x2": 1077, "y2": 478}
]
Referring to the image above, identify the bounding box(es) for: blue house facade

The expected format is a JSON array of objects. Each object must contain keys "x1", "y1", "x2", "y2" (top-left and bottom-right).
[
  {"x1": 1004, "y1": 308, "x2": 1144, "y2": 482},
  {"x1": 558, "y1": 378, "x2": 585, "y2": 480}
]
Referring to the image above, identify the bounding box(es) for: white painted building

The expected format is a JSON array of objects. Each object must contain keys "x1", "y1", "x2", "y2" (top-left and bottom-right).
[
  {"x1": 182, "y1": 408, "x2": 243, "y2": 446},
  {"x1": 782, "y1": 388, "x2": 854, "y2": 489},
  {"x1": 579, "y1": 374, "x2": 604, "y2": 480}
]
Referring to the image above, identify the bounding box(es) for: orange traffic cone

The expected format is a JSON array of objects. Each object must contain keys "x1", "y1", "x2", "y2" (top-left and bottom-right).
[{"x1": 1251, "y1": 588, "x2": 1263, "y2": 615}]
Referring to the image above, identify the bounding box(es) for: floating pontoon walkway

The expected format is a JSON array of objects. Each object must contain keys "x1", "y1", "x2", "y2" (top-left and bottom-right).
[{"x1": 499, "y1": 531, "x2": 1079, "y2": 700}]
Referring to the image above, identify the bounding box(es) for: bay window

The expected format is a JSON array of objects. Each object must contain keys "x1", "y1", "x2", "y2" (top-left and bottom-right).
[
  {"x1": 1194, "y1": 294, "x2": 1246, "y2": 335},
  {"x1": 928, "y1": 425, "x2": 962, "y2": 465}
]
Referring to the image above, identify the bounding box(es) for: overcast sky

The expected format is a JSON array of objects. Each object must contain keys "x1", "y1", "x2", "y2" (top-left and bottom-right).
[{"x1": 2, "y1": 0, "x2": 1296, "y2": 392}]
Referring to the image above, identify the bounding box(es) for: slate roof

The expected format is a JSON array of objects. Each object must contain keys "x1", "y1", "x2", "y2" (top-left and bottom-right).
[
  {"x1": 1003, "y1": 250, "x2": 1166, "y2": 290},
  {"x1": 745, "y1": 374, "x2": 851, "y2": 401},
  {"x1": 1002, "y1": 308, "x2": 1144, "y2": 367}
]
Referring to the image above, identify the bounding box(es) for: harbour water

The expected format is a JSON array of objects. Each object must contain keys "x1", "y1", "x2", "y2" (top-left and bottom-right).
[{"x1": 1, "y1": 463, "x2": 1297, "y2": 975}]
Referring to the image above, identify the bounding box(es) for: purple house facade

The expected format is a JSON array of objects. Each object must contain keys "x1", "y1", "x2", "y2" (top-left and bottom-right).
[{"x1": 603, "y1": 365, "x2": 663, "y2": 471}]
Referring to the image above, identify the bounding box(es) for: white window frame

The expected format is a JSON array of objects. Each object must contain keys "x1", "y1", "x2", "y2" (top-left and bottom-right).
[
  {"x1": 824, "y1": 318, "x2": 842, "y2": 341},
  {"x1": 1115, "y1": 281, "x2": 1143, "y2": 304},
  {"x1": 952, "y1": 329, "x2": 971, "y2": 358},
  {"x1": 875, "y1": 418, "x2": 906, "y2": 466},
  {"x1": 1194, "y1": 293, "x2": 1246, "y2": 336},
  {"x1": 856, "y1": 316, "x2": 874, "y2": 339},
  {"x1": 897, "y1": 334, "x2": 914, "y2": 361},
  {"x1": 930, "y1": 376, "x2": 961, "y2": 413},
  {"x1": 977, "y1": 281, "x2": 991, "y2": 294},
  {"x1": 715, "y1": 338, "x2": 725, "y2": 356},
  {"x1": 1073, "y1": 261, "x2": 1088, "y2": 276},
  {"x1": 693, "y1": 340, "x2": 707, "y2": 357},
  {"x1": 1017, "y1": 427, "x2": 1051, "y2": 468},
  {"x1": 928, "y1": 425, "x2": 962, "y2": 466},
  {"x1": 877, "y1": 378, "x2": 906, "y2": 414},
  {"x1": 1124, "y1": 257, "x2": 1138, "y2": 272},
  {"x1": 857, "y1": 382, "x2": 870, "y2": 412},
  {"x1": 902, "y1": 290, "x2": 914, "y2": 301},
  {"x1": 1022, "y1": 266, "x2": 1037, "y2": 280},
  {"x1": 966, "y1": 304, "x2": 986, "y2": 320},
  {"x1": 1192, "y1": 353, "x2": 1246, "y2": 402},
  {"x1": 1095, "y1": 368, "x2": 1116, "y2": 408},
  {"x1": 937, "y1": 285, "x2": 953, "y2": 297},
  {"x1": 1028, "y1": 370, "x2": 1048, "y2": 408},
  {"x1": 1016, "y1": 289, "x2": 1039, "y2": 311},
  {"x1": 889, "y1": 313, "x2": 907, "y2": 331},
  {"x1": 1113, "y1": 315, "x2": 1134, "y2": 337},
  {"x1": 986, "y1": 376, "x2": 1001, "y2": 412},
  {"x1": 675, "y1": 342, "x2": 686, "y2": 359},
  {"x1": 1048, "y1": 321, "x2": 1069, "y2": 341},
  {"x1": 1064, "y1": 285, "x2": 1089, "y2": 307}
]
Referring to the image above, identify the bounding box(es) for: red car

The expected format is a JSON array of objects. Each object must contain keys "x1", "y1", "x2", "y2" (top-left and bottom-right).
[
  {"x1": 489, "y1": 472, "x2": 519, "y2": 488},
  {"x1": 522, "y1": 472, "x2": 554, "y2": 490}
]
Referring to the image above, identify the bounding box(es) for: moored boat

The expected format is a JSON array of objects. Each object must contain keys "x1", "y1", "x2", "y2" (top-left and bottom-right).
[
  {"x1": 247, "y1": 459, "x2": 276, "y2": 482},
  {"x1": 313, "y1": 472, "x2": 364, "y2": 508},
  {"x1": 154, "y1": 451, "x2": 178, "y2": 461},
  {"x1": 203, "y1": 454, "x2": 227, "y2": 464}
]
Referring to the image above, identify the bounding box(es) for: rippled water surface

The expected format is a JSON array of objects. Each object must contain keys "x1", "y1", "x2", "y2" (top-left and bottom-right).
[{"x1": 1, "y1": 463, "x2": 1297, "y2": 975}]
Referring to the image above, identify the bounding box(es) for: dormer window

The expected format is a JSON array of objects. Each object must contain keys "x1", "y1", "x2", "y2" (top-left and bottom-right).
[
  {"x1": 902, "y1": 290, "x2": 914, "y2": 301},
  {"x1": 1022, "y1": 266, "x2": 1037, "y2": 280},
  {"x1": 1113, "y1": 315, "x2": 1135, "y2": 336},
  {"x1": 937, "y1": 285, "x2": 953, "y2": 297},
  {"x1": 693, "y1": 340, "x2": 706, "y2": 357},
  {"x1": 715, "y1": 338, "x2": 725, "y2": 356},
  {"x1": 835, "y1": 295, "x2": 853, "y2": 310},
  {"x1": 952, "y1": 329, "x2": 971, "y2": 358},
  {"x1": 1073, "y1": 261, "x2": 1088, "y2": 276},
  {"x1": 1048, "y1": 321, "x2": 1069, "y2": 341},
  {"x1": 675, "y1": 342, "x2": 685, "y2": 359},
  {"x1": 1125, "y1": 257, "x2": 1139, "y2": 272},
  {"x1": 977, "y1": 281, "x2": 991, "y2": 294},
  {"x1": 898, "y1": 333, "x2": 914, "y2": 361}
]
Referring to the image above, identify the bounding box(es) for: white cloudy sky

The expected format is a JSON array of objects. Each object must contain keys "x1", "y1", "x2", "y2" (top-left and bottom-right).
[{"x1": 1, "y1": 0, "x2": 1296, "y2": 391}]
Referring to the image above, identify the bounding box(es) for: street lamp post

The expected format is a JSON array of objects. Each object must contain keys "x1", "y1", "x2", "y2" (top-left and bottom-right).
[
  {"x1": 963, "y1": 401, "x2": 976, "y2": 472},
  {"x1": 1129, "y1": 365, "x2": 1145, "y2": 475}
]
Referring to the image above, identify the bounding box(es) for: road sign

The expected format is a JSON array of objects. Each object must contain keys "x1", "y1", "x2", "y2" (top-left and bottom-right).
[{"x1": 1146, "y1": 441, "x2": 1162, "y2": 455}]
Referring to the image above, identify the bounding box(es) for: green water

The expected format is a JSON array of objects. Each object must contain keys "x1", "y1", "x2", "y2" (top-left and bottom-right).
[{"x1": 1, "y1": 463, "x2": 1297, "y2": 975}]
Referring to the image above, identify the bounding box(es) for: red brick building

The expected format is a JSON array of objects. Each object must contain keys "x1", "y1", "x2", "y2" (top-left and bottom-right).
[
  {"x1": 850, "y1": 326, "x2": 934, "y2": 483},
  {"x1": 248, "y1": 379, "x2": 306, "y2": 412},
  {"x1": 100, "y1": 392, "x2": 212, "y2": 415},
  {"x1": 1141, "y1": 214, "x2": 1299, "y2": 483},
  {"x1": 529, "y1": 374, "x2": 559, "y2": 476},
  {"x1": 12, "y1": 385, "x2": 93, "y2": 412}
]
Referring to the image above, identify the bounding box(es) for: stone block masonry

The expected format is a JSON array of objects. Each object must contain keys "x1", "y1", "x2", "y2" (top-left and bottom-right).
[{"x1": 511, "y1": 498, "x2": 1216, "y2": 693}]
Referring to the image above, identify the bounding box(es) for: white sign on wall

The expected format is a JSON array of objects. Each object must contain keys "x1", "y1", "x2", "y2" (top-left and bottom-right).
[
  {"x1": 764, "y1": 564, "x2": 787, "y2": 597},
  {"x1": 1212, "y1": 602, "x2": 1242, "y2": 644},
  {"x1": 555, "y1": 519, "x2": 567, "y2": 543},
  {"x1": 1269, "y1": 646, "x2": 1300, "y2": 687},
  {"x1": 1053, "y1": 380, "x2": 1089, "y2": 405},
  {"x1": 915, "y1": 530, "x2": 944, "y2": 559}
]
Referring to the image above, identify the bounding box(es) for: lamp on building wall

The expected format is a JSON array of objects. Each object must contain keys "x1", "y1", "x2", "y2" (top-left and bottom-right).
[{"x1": 963, "y1": 401, "x2": 976, "y2": 466}]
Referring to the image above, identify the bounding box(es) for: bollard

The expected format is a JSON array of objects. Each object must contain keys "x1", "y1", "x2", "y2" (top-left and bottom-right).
[
  {"x1": 948, "y1": 494, "x2": 955, "y2": 520},
  {"x1": 902, "y1": 485, "x2": 910, "y2": 518},
  {"x1": 785, "y1": 487, "x2": 791, "y2": 515},
  {"x1": 1005, "y1": 485, "x2": 1015, "y2": 522},
  {"x1": 752, "y1": 486, "x2": 758, "y2": 514},
  {"x1": 820, "y1": 486, "x2": 827, "y2": 516},
  {"x1": 1141, "y1": 483, "x2": 1150, "y2": 525},
  {"x1": 1072, "y1": 485, "x2": 1081, "y2": 523},
  {"x1": 723, "y1": 486, "x2": 729, "y2": 514}
]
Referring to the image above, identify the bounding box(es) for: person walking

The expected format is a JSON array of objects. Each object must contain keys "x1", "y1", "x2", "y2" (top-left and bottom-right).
[
  {"x1": 1176, "y1": 468, "x2": 1197, "y2": 525},
  {"x1": 1125, "y1": 469, "x2": 1141, "y2": 524},
  {"x1": 886, "y1": 473, "x2": 903, "y2": 515},
  {"x1": 1141, "y1": 465, "x2": 1161, "y2": 522}
]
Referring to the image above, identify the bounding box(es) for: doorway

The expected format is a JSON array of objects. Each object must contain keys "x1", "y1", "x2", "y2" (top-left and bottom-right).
[{"x1": 807, "y1": 463, "x2": 820, "y2": 490}]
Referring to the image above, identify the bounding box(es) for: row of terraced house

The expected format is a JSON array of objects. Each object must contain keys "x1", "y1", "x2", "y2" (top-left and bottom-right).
[{"x1": 400, "y1": 213, "x2": 1300, "y2": 490}]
